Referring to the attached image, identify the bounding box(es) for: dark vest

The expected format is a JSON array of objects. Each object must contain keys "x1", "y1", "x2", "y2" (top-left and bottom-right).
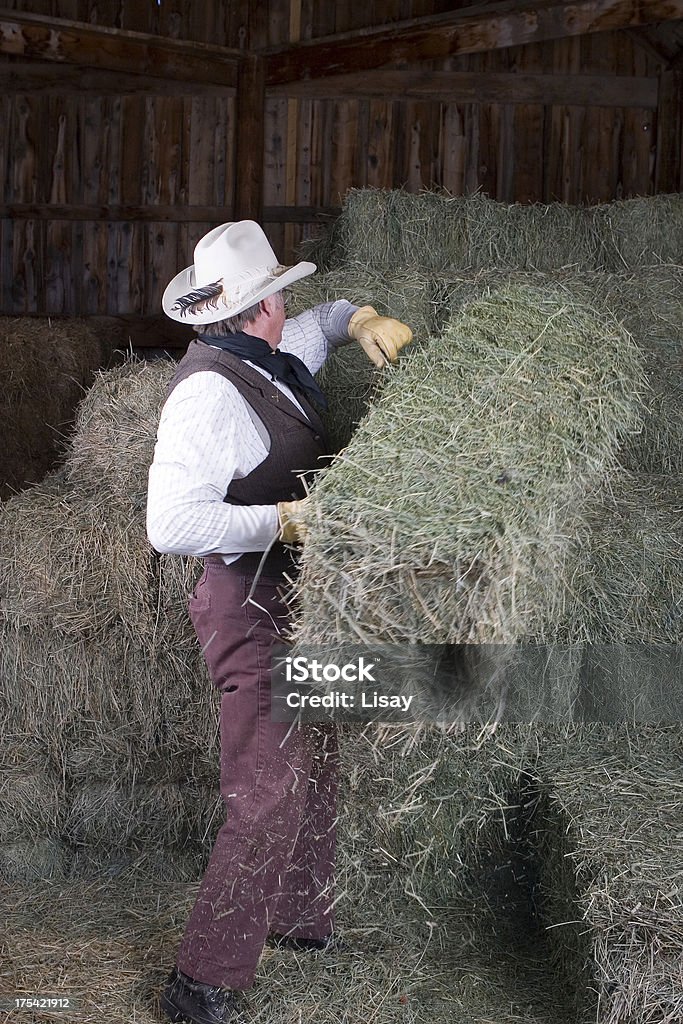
[{"x1": 163, "y1": 339, "x2": 329, "y2": 576}]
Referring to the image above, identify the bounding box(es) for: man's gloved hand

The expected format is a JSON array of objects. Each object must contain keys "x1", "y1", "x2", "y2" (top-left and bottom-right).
[
  {"x1": 347, "y1": 306, "x2": 413, "y2": 368},
  {"x1": 277, "y1": 497, "x2": 310, "y2": 545}
]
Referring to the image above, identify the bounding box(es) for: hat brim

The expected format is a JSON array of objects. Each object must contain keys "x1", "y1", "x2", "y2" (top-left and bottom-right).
[{"x1": 162, "y1": 260, "x2": 317, "y2": 326}]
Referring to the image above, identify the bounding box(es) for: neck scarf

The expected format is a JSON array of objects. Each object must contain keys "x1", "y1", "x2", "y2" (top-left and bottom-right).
[{"x1": 197, "y1": 331, "x2": 328, "y2": 410}]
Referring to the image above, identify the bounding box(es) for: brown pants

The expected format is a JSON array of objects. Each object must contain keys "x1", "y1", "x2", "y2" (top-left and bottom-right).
[{"x1": 176, "y1": 561, "x2": 338, "y2": 990}]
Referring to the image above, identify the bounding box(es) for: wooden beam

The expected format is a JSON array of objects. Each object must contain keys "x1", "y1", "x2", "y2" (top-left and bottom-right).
[
  {"x1": 234, "y1": 53, "x2": 266, "y2": 221},
  {"x1": 0, "y1": 204, "x2": 231, "y2": 222},
  {"x1": 270, "y1": 70, "x2": 658, "y2": 108},
  {"x1": 0, "y1": 60, "x2": 237, "y2": 94},
  {"x1": 265, "y1": 0, "x2": 683, "y2": 85},
  {"x1": 94, "y1": 315, "x2": 194, "y2": 350},
  {"x1": 0, "y1": 9, "x2": 241, "y2": 87},
  {"x1": 1, "y1": 312, "x2": 194, "y2": 349},
  {"x1": 263, "y1": 205, "x2": 340, "y2": 222},
  {"x1": 625, "y1": 22, "x2": 683, "y2": 67},
  {"x1": 655, "y1": 69, "x2": 683, "y2": 190},
  {"x1": 0, "y1": 204, "x2": 339, "y2": 222},
  {"x1": 624, "y1": 26, "x2": 676, "y2": 66}
]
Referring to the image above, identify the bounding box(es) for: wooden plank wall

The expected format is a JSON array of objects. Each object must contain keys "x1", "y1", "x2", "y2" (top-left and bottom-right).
[
  {"x1": 268, "y1": 23, "x2": 662, "y2": 260},
  {"x1": 0, "y1": 0, "x2": 673, "y2": 315}
]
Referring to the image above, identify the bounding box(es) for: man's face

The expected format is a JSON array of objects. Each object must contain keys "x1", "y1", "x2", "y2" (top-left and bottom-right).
[{"x1": 273, "y1": 290, "x2": 287, "y2": 339}]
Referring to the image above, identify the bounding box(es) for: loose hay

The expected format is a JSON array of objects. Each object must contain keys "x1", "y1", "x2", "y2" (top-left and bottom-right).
[{"x1": 0, "y1": 869, "x2": 574, "y2": 1024}]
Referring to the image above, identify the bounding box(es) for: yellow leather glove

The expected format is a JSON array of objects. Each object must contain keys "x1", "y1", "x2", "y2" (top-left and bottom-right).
[
  {"x1": 277, "y1": 497, "x2": 310, "y2": 545},
  {"x1": 347, "y1": 306, "x2": 413, "y2": 368}
]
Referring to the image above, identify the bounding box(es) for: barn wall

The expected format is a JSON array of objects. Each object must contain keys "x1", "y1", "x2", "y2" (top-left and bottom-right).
[{"x1": 0, "y1": 0, "x2": 675, "y2": 315}]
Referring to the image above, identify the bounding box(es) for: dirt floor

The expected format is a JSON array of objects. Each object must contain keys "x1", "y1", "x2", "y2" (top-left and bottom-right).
[{"x1": 0, "y1": 840, "x2": 581, "y2": 1024}]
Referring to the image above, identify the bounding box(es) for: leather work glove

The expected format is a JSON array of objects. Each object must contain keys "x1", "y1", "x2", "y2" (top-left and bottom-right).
[
  {"x1": 347, "y1": 306, "x2": 413, "y2": 368},
  {"x1": 277, "y1": 497, "x2": 310, "y2": 545}
]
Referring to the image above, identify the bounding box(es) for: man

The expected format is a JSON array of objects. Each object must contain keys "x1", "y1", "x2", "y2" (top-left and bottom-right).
[{"x1": 146, "y1": 221, "x2": 412, "y2": 1024}]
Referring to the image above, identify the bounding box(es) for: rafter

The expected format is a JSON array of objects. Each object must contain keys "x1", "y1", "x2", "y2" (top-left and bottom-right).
[
  {"x1": 264, "y1": 0, "x2": 683, "y2": 85},
  {"x1": 0, "y1": 9, "x2": 241, "y2": 87},
  {"x1": 269, "y1": 70, "x2": 658, "y2": 107}
]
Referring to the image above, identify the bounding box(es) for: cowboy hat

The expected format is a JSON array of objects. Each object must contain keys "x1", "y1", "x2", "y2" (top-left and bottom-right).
[{"x1": 162, "y1": 221, "x2": 316, "y2": 326}]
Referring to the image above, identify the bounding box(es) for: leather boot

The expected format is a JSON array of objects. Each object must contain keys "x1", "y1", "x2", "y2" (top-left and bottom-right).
[{"x1": 160, "y1": 967, "x2": 239, "y2": 1024}]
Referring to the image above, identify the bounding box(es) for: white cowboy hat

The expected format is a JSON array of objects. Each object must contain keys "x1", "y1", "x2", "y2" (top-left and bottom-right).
[{"x1": 162, "y1": 220, "x2": 316, "y2": 325}]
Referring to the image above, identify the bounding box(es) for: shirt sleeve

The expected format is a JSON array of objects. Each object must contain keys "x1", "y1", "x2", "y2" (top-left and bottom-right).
[
  {"x1": 146, "y1": 371, "x2": 280, "y2": 558},
  {"x1": 280, "y1": 299, "x2": 358, "y2": 374}
]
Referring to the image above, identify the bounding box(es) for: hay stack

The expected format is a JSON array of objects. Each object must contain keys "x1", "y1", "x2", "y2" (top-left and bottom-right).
[
  {"x1": 0, "y1": 316, "x2": 118, "y2": 499},
  {"x1": 299, "y1": 188, "x2": 683, "y2": 275},
  {"x1": 0, "y1": 358, "x2": 224, "y2": 875},
  {"x1": 0, "y1": 741, "x2": 61, "y2": 833},
  {"x1": 594, "y1": 193, "x2": 683, "y2": 269},
  {"x1": 291, "y1": 284, "x2": 645, "y2": 654},
  {"x1": 529, "y1": 725, "x2": 683, "y2": 1024}
]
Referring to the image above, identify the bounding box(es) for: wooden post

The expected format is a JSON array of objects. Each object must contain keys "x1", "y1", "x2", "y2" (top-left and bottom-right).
[
  {"x1": 285, "y1": 0, "x2": 302, "y2": 260},
  {"x1": 234, "y1": 53, "x2": 265, "y2": 222},
  {"x1": 654, "y1": 69, "x2": 683, "y2": 193}
]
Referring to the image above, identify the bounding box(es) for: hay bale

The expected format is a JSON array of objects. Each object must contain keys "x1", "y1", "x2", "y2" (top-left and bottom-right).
[
  {"x1": 305, "y1": 188, "x2": 682, "y2": 275},
  {"x1": 64, "y1": 781, "x2": 188, "y2": 847},
  {"x1": 0, "y1": 839, "x2": 67, "y2": 883},
  {"x1": 62, "y1": 730, "x2": 219, "y2": 789},
  {"x1": 66, "y1": 845, "x2": 206, "y2": 882},
  {"x1": 295, "y1": 215, "x2": 346, "y2": 271},
  {"x1": 0, "y1": 742, "x2": 62, "y2": 840},
  {"x1": 0, "y1": 316, "x2": 118, "y2": 499},
  {"x1": 433, "y1": 267, "x2": 683, "y2": 476},
  {"x1": 63, "y1": 777, "x2": 222, "y2": 850},
  {"x1": 291, "y1": 284, "x2": 645, "y2": 653},
  {"x1": 331, "y1": 188, "x2": 605, "y2": 272},
  {"x1": 498, "y1": 645, "x2": 585, "y2": 723},
  {"x1": 288, "y1": 265, "x2": 436, "y2": 332},
  {"x1": 530, "y1": 725, "x2": 683, "y2": 1024},
  {"x1": 0, "y1": 485, "x2": 160, "y2": 642},
  {"x1": 578, "y1": 644, "x2": 683, "y2": 721},
  {"x1": 0, "y1": 622, "x2": 219, "y2": 777},
  {"x1": 593, "y1": 194, "x2": 683, "y2": 269},
  {"x1": 559, "y1": 473, "x2": 683, "y2": 646},
  {"x1": 0, "y1": 362, "x2": 204, "y2": 653},
  {"x1": 63, "y1": 358, "x2": 174, "y2": 501}
]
